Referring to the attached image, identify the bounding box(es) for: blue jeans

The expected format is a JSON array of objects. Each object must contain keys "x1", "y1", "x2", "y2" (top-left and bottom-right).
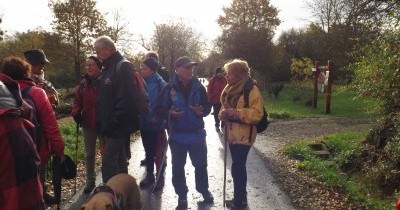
[
  {"x1": 169, "y1": 139, "x2": 209, "y2": 198},
  {"x1": 101, "y1": 134, "x2": 130, "y2": 183},
  {"x1": 229, "y1": 144, "x2": 251, "y2": 206}
]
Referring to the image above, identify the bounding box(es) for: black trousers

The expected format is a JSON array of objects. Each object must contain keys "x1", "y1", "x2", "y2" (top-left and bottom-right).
[
  {"x1": 212, "y1": 104, "x2": 221, "y2": 127},
  {"x1": 140, "y1": 130, "x2": 157, "y2": 174}
]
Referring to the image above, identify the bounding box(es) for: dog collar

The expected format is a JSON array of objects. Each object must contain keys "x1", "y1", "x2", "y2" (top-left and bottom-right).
[
  {"x1": 91, "y1": 184, "x2": 116, "y2": 197},
  {"x1": 90, "y1": 184, "x2": 125, "y2": 210}
]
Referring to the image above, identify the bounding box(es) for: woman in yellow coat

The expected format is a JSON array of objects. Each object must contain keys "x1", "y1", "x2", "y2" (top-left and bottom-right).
[{"x1": 219, "y1": 59, "x2": 264, "y2": 210}]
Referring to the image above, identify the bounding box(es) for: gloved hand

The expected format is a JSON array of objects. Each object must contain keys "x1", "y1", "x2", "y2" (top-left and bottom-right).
[{"x1": 73, "y1": 112, "x2": 82, "y2": 126}]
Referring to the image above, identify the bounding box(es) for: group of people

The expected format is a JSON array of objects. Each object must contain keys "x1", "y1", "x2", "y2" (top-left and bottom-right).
[{"x1": 0, "y1": 35, "x2": 265, "y2": 210}]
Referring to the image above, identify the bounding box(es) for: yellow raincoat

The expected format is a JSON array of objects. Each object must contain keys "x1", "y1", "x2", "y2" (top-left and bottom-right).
[{"x1": 219, "y1": 85, "x2": 264, "y2": 146}]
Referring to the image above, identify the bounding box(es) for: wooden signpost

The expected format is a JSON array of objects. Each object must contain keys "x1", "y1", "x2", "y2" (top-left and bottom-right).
[{"x1": 312, "y1": 60, "x2": 334, "y2": 114}]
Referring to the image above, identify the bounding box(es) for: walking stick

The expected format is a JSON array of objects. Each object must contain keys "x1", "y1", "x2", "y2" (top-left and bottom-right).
[
  {"x1": 74, "y1": 123, "x2": 79, "y2": 195},
  {"x1": 223, "y1": 124, "x2": 227, "y2": 208},
  {"x1": 152, "y1": 100, "x2": 172, "y2": 193}
]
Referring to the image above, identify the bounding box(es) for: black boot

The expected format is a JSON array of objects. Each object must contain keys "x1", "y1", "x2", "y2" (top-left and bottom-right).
[
  {"x1": 83, "y1": 182, "x2": 95, "y2": 194},
  {"x1": 140, "y1": 158, "x2": 146, "y2": 166},
  {"x1": 139, "y1": 174, "x2": 155, "y2": 188},
  {"x1": 176, "y1": 196, "x2": 188, "y2": 210},
  {"x1": 44, "y1": 193, "x2": 58, "y2": 205}
]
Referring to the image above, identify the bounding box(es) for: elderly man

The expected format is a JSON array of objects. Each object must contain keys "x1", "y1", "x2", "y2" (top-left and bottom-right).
[
  {"x1": 23, "y1": 49, "x2": 59, "y2": 109},
  {"x1": 94, "y1": 36, "x2": 141, "y2": 182},
  {"x1": 157, "y1": 56, "x2": 213, "y2": 209}
]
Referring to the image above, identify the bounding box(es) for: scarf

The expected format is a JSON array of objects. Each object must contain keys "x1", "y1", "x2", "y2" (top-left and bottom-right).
[{"x1": 221, "y1": 76, "x2": 250, "y2": 108}]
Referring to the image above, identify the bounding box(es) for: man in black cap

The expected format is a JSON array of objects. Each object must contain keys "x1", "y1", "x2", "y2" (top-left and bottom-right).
[{"x1": 24, "y1": 49, "x2": 59, "y2": 109}]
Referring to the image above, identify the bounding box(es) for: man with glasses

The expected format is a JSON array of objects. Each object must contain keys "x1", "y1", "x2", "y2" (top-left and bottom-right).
[{"x1": 156, "y1": 56, "x2": 213, "y2": 209}]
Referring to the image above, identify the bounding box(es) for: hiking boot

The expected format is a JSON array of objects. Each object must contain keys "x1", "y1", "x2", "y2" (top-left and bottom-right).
[
  {"x1": 202, "y1": 191, "x2": 214, "y2": 204},
  {"x1": 140, "y1": 158, "x2": 146, "y2": 166},
  {"x1": 44, "y1": 193, "x2": 58, "y2": 205},
  {"x1": 139, "y1": 174, "x2": 155, "y2": 188},
  {"x1": 225, "y1": 199, "x2": 247, "y2": 209},
  {"x1": 153, "y1": 175, "x2": 165, "y2": 192},
  {"x1": 225, "y1": 201, "x2": 242, "y2": 210},
  {"x1": 83, "y1": 182, "x2": 95, "y2": 194},
  {"x1": 175, "y1": 197, "x2": 188, "y2": 210},
  {"x1": 242, "y1": 192, "x2": 248, "y2": 206}
]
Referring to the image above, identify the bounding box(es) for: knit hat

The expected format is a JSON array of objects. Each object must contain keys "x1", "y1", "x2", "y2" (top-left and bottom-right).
[
  {"x1": 215, "y1": 67, "x2": 223, "y2": 74},
  {"x1": 143, "y1": 58, "x2": 159, "y2": 72}
]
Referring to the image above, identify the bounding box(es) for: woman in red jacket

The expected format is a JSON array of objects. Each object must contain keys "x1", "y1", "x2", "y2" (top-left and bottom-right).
[
  {"x1": 71, "y1": 56, "x2": 102, "y2": 193},
  {"x1": 1, "y1": 56, "x2": 65, "y2": 205},
  {"x1": 0, "y1": 73, "x2": 45, "y2": 210},
  {"x1": 207, "y1": 67, "x2": 227, "y2": 131}
]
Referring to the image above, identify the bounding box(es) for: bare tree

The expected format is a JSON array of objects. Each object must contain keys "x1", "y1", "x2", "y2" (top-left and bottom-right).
[
  {"x1": 306, "y1": 0, "x2": 399, "y2": 34},
  {"x1": 306, "y1": 0, "x2": 345, "y2": 33},
  {"x1": 0, "y1": 17, "x2": 3, "y2": 41},
  {"x1": 105, "y1": 9, "x2": 138, "y2": 55},
  {"x1": 150, "y1": 20, "x2": 205, "y2": 71}
]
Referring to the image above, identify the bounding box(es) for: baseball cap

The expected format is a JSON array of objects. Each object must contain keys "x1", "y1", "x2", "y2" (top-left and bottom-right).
[{"x1": 174, "y1": 56, "x2": 197, "y2": 69}]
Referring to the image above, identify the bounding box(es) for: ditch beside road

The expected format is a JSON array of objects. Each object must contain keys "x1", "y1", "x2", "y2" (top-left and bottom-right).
[{"x1": 255, "y1": 116, "x2": 375, "y2": 210}]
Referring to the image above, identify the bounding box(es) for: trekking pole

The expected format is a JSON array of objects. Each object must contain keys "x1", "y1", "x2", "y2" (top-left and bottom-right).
[
  {"x1": 223, "y1": 124, "x2": 227, "y2": 209},
  {"x1": 74, "y1": 123, "x2": 79, "y2": 195}
]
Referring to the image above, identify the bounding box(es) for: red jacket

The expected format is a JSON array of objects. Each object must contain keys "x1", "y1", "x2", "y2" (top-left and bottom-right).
[
  {"x1": 0, "y1": 74, "x2": 45, "y2": 210},
  {"x1": 71, "y1": 76, "x2": 98, "y2": 129},
  {"x1": 207, "y1": 75, "x2": 227, "y2": 104},
  {"x1": 18, "y1": 80, "x2": 64, "y2": 164}
]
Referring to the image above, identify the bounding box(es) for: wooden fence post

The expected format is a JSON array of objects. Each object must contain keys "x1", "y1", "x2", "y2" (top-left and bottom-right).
[
  {"x1": 312, "y1": 61, "x2": 319, "y2": 108},
  {"x1": 325, "y1": 60, "x2": 334, "y2": 114}
]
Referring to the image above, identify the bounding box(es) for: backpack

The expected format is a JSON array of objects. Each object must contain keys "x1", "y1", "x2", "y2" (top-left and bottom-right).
[
  {"x1": 31, "y1": 76, "x2": 59, "y2": 109},
  {"x1": 243, "y1": 82, "x2": 270, "y2": 133},
  {"x1": 21, "y1": 86, "x2": 43, "y2": 149},
  {"x1": 116, "y1": 60, "x2": 149, "y2": 132}
]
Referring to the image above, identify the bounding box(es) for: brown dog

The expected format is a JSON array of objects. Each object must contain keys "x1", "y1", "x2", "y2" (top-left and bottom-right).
[{"x1": 81, "y1": 173, "x2": 141, "y2": 210}]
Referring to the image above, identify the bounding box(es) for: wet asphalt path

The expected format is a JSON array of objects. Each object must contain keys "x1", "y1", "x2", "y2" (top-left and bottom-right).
[
  {"x1": 62, "y1": 78, "x2": 294, "y2": 210},
  {"x1": 62, "y1": 114, "x2": 294, "y2": 210}
]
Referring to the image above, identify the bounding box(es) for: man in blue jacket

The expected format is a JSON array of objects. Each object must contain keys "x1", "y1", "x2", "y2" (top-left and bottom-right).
[
  {"x1": 94, "y1": 36, "x2": 139, "y2": 183},
  {"x1": 157, "y1": 56, "x2": 213, "y2": 209}
]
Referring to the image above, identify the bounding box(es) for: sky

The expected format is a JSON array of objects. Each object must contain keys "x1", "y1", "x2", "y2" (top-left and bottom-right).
[{"x1": 0, "y1": 0, "x2": 311, "y2": 51}]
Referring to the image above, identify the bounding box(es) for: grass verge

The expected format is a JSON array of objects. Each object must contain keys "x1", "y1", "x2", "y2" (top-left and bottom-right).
[
  {"x1": 284, "y1": 131, "x2": 395, "y2": 210},
  {"x1": 265, "y1": 83, "x2": 380, "y2": 119},
  {"x1": 58, "y1": 120, "x2": 85, "y2": 162}
]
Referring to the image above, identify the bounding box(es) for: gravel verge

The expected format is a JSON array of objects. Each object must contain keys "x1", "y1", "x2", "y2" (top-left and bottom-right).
[{"x1": 253, "y1": 116, "x2": 376, "y2": 210}]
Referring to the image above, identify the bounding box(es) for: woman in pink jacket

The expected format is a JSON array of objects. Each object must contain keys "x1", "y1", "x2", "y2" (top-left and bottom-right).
[{"x1": 1, "y1": 56, "x2": 65, "y2": 205}]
